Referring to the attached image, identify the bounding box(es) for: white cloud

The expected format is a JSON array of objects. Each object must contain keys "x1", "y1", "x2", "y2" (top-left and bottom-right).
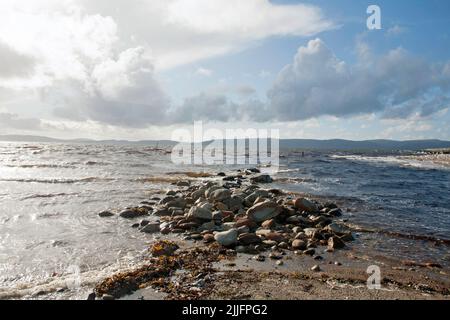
[
  {"x1": 266, "y1": 38, "x2": 450, "y2": 121},
  {"x1": 386, "y1": 25, "x2": 407, "y2": 36}
]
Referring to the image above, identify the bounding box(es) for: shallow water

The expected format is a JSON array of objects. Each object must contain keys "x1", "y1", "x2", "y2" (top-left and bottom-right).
[{"x1": 0, "y1": 142, "x2": 449, "y2": 299}]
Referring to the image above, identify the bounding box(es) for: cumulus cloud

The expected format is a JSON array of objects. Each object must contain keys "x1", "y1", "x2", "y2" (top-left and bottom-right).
[
  {"x1": 265, "y1": 38, "x2": 450, "y2": 121},
  {"x1": 0, "y1": 0, "x2": 332, "y2": 129}
]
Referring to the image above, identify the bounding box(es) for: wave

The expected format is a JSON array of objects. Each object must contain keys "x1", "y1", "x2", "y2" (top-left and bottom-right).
[
  {"x1": 330, "y1": 154, "x2": 450, "y2": 171},
  {"x1": 5, "y1": 164, "x2": 76, "y2": 169},
  {"x1": 0, "y1": 177, "x2": 115, "y2": 184},
  {"x1": 21, "y1": 193, "x2": 78, "y2": 200}
]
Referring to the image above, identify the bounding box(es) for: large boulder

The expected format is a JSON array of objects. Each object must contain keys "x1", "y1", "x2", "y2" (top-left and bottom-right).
[
  {"x1": 250, "y1": 174, "x2": 273, "y2": 184},
  {"x1": 246, "y1": 201, "x2": 281, "y2": 222},
  {"x1": 187, "y1": 206, "x2": 212, "y2": 220},
  {"x1": 294, "y1": 198, "x2": 318, "y2": 213},
  {"x1": 209, "y1": 188, "x2": 232, "y2": 202},
  {"x1": 214, "y1": 229, "x2": 238, "y2": 246}
]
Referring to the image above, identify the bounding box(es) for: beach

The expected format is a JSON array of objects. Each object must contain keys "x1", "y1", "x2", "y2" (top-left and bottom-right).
[{"x1": 0, "y1": 142, "x2": 449, "y2": 300}]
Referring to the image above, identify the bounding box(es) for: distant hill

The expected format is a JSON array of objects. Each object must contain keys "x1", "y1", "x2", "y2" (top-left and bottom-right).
[{"x1": 1, "y1": 135, "x2": 450, "y2": 151}]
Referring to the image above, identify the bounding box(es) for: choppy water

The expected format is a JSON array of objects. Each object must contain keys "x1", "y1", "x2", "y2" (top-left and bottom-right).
[{"x1": 0, "y1": 142, "x2": 449, "y2": 299}]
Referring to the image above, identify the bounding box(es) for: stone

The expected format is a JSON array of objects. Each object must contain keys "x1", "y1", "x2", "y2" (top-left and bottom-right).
[
  {"x1": 102, "y1": 294, "x2": 115, "y2": 300},
  {"x1": 291, "y1": 239, "x2": 307, "y2": 250},
  {"x1": 250, "y1": 174, "x2": 273, "y2": 184},
  {"x1": 261, "y1": 219, "x2": 275, "y2": 229},
  {"x1": 209, "y1": 188, "x2": 232, "y2": 202},
  {"x1": 119, "y1": 208, "x2": 147, "y2": 219},
  {"x1": 269, "y1": 252, "x2": 282, "y2": 260},
  {"x1": 140, "y1": 222, "x2": 160, "y2": 233},
  {"x1": 325, "y1": 223, "x2": 350, "y2": 236},
  {"x1": 203, "y1": 233, "x2": 215, "y2": 243},
  {"x1": 276, "y1": 260, "x2": 284, "y2": 266},
  {"x1": 238, "y1": 233, "x2": 262, "y2": 245},
  {"x1": 187, "y1": 206, "x2": 212, "y2": 220},
  {"x1": 98, "y1": 211, "x2": 114, "y2": 217},
  {"x1": 294, "y1": 198, "x2": 318, "y2": 213},
  {"x1": 304, "y1": 228, "x2": 319, "y2": 238},
  {"x1": 153, "y1": 208, "x2": 171, "y2": 217},
  {"x1": 244, "y1": 190, "x2": 270, "y2": 206},
  {"x1": 311, "y1": 265, "x2": 321, "y2": 272},
  {"x1": 215, "y1": 202, "x2": 228, "y2": 211},
  {"x1": 217, "y1": 172, "x2": 226, "y2": 176},
  {"x1": 165, "y1": 198, "x2": 186, "y2": 209},
  {"x1": 246, "y1": 201, "x2": 281, "y2": 222},
  {"x1": 292, "y1": 226, "x2": 303, "y2": 234},
  {"x1": 235, "y1": 218, "x2": 257, "y2": 229},
  {"x1": 214, "y1": 229, "x2": 238, "y2": 246},
  {"x1": 176, "y1": 181, "x2": 190, "y2": 187},
  {"x1": 253, "y1": 255, "x2": 265, "y2": 262},
  {"x1": 328, "y1": 208, "x2": 342, "y2": 217},
  {"x1": 328, "y1": 236, "x2": 345, "y2": 250},
  {"x1": 166, "y1": 190, "x2": 177, "y2": 196},
  {"x1": 303, "y1": 248, "x2": 316, "y2": 256},
  {"x1": 199, "y1": 221, "x2": 216, "y2": 232}
]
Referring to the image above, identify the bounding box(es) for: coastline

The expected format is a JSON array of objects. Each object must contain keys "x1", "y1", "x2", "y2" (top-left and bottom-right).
[{"x1": 88, "y1": 169, "x2": 450, "y2": 300}]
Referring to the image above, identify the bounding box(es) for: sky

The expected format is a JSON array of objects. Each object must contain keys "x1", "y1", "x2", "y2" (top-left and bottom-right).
[{"x1": 0, "y1": 0, "x2": 450, "y2": 141}]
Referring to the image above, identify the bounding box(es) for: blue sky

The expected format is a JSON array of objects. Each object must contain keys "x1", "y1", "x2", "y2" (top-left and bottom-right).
[{"x1": 0, "y1": 0, "x2": 449, "y2": 140}]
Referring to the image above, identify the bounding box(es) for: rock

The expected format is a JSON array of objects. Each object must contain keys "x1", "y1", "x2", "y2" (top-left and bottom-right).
[
  {"x1": 311, "y1": 265, "x2": 321, "y2": 272},
  {"x1": 215, "y1": 202, "x2": 228, "y2": 211},
  {"x1": 212, "y1": 210, "x2": 223, "y2": 221},
  {"x1": 235, "y1": 245, "x2": 247, "y2": 253},
  {"x1": 247, "y1": 201, "x2": 281, "y2": 222},
  {"x1": 176, "y1": 181, "x2": 190, "y2": 187},
  {"x1": 217, "y1": 172, "x2": 226, "y2": 176},
  {"x1": 278, "y1": 242, "x2": 288, "y2": 249},
  {"x1": 291, "y1": 239, "x2": 307, "y2": 250},
  {"x1": 87, "y1": 292, "x2": 96, "y2": 300},
  {"x1": 246, "y1": 167, "x2": 261, "y2": 173},
  {"x1": 187, "y1": 206, "x2": 212, "y2": 220},
  {"x1": 327, "y1": 208, "x2": 342, "y2": 217},
  {"x1": 303, "y1": 248, "x2": 316, "y2": 256},
  {"x1": 98, "y1": 211, "x2": 114, "y2": 217},
  {"x1": 294, "y1": 198, "x2": 318, "y2": 213},
  {"x1": 265, "y1": 232, "x2": 285, "y2": 242},
  {"x1": 261, "y1": 219, "x2": 275, "y2": 229},
  {"x1": 327, "y1": 236, "x2": 345, "y2": 250},
  {"x1": 292, "y1": 226, "x2": 303, "y2": 234},
  {"x1": 235, "y1": 218, "x2": 257, "y2": 229},
  {"x1": 214, "y1": 229, "x2": 238, "y2": 246},
  {"x1": 253, "y1": 255, "x2": 265, "y2": 262},
  {"x1": 325, "y1": 223, "x2": 350, "y2": 236},
  {"x1": 140, "y1": 219, "x2": 150, "y2": 227},
  {"x1": 276, "y1": 260, "x2": 284, "y2": 266},
  {"x1": 102, "y1": 294, "x2": 115, "y2": 300},
  {"x1": 269, "y1": 252, "x2": 282, "y2": 260},
  {"x1": 203, "y1": 233, "x2": 215, "y2": 243},
  {"x1": 165, "y1": 198, "x2": 186, "y2": 209},
  {"x1": 244, "y1": 190, "x2": 270, "y2": 205},
  {"x1": 209, "y1": 188, "x2": 232, "y2": 202},
  {"x1": 238, "y1": 233, "x2": 262, "y2": 245},
  {"x1": 119, "y1": 208, "x2": 147, "y2": 219},
  {"x1": 166, "y1": 190, "x2": 177, "y2": 196},
  {"x1": 250, "y1": 174, "x2": 273, "y2": 184},
  {"x1": 304, "y1": 228, "x2": 319, "y2": 238},
  {"x1": 140, "y1": 222, "x2": 160, "y2": 233},
  {"x1": 199, "y1": 221, "x2": 216, "y2": 232},
  {"x1": 153, "y1": 208, "x2": 171, "y2": 217}
]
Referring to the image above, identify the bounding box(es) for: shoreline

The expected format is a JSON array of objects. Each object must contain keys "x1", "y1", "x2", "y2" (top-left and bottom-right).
[{"x1": 88, "y1": 169, "x2": 449, "y2": 300}]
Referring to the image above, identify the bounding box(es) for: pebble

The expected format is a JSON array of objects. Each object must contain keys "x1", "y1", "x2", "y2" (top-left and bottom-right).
[
  {"x1": 98, "y1": 211, "x2": 114, "y2": 217},
  {"x1": 214, "y1": 229, "x2": 238, "y2": 246},
  {"x1": 311, "y1": 265, "x2": 321, "y2": 272}
]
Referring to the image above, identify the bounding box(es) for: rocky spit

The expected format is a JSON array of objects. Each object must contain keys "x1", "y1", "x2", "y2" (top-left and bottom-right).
[{"x1": 90, "y1": 168, "x2": 362, "y2": 300}]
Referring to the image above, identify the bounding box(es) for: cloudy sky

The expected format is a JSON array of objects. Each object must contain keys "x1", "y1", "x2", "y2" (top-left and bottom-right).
[{"x1": 1, "y1": 0, "x2": 450, "y2": 140}]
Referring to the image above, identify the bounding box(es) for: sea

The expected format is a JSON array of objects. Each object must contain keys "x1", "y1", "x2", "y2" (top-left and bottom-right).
[{"x1": 0, "y1": 142, "x2": 449, "y2": 299}]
